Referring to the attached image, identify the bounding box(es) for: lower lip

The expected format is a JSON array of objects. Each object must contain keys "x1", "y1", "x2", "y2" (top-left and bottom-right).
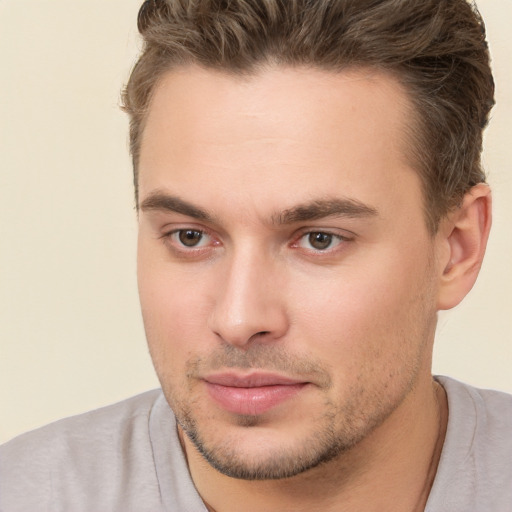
[{"x1": 205, "y1": 382, "x2": 307, "y2": 415}]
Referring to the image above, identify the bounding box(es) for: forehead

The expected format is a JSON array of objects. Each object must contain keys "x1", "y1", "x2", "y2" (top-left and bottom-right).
[{"x1": 138, "y1": 65, "x2": 422, "y2": 225}]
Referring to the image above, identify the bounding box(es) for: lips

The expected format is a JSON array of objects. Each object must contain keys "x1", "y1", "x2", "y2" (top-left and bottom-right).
[{"x1": 203, "y1": 372, "x2": 308, "y2": 416}]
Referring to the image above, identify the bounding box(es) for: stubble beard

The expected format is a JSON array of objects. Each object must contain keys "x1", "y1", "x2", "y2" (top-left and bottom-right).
[
  {"x1": 168, "y1": 372, "x2": 418, "y2": 481},
  {"x1": 177, "y1": 401, "x2": 351, "y2": 480},
  {"x1": 156, "y1": 296, "x2": 434, "y2": 482}
]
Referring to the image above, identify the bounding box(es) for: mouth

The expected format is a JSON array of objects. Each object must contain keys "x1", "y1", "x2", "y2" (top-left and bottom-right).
[{"x1": 203, "y1": 372, "x2": 309, "y2": 416}]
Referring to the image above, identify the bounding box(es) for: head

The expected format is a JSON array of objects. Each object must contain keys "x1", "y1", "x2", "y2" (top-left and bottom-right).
[
  {"x1": 123, "y1": 0, "x2": 494, "y2": 233},
  {"x1": 125, "y1": 0, "x2": 494, "y2": 481}
]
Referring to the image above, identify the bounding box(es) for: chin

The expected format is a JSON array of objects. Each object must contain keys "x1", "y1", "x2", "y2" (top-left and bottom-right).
[
  {"x1": 183, "y1": 421, "x2": 351, "y2": 480},
  {"x1": 175, "y1": 396, "x2": 379, "y2": 481}
]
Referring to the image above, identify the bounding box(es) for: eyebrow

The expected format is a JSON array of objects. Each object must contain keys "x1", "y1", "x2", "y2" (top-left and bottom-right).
[
  {"x1": 139, "y1": 191, "x2": 379, "y2": 225},
  {"x1": 273, "y1": 198, "x2": 379, "y2": 224},
  {"x1": 140, "y1": 191, "x2": 214, "y2": 222}
]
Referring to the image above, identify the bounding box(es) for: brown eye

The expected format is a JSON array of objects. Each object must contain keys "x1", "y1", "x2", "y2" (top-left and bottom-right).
[
  {"x1": 178, "y1": 230, "x2": 203, "y2": 247},
  {"x1": 308, "y1": 232, "x2": 333, "y2": 250}
]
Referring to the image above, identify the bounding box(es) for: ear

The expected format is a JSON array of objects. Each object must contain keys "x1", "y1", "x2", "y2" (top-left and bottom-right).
[{"x1": 436, "y1": 184, "x2": 492, "y2": 311}]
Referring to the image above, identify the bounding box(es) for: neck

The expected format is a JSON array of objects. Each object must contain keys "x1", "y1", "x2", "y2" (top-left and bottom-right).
[{"x1": 180, "y1": 376, "x2": 448, "y2": 512}]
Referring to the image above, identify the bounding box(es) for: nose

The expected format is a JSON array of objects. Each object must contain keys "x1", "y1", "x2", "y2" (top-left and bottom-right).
[{"x1": 208, "y1": 247, "x2": 289, "y2": 348}]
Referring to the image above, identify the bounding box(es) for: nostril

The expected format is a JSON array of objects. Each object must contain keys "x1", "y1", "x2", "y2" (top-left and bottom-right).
[
  {"x1": 246, "y1": 331, "x2": 271, "y2": 344},
  {"x1": 249, "y1": 331, "x2": 272, "y2": 342}
]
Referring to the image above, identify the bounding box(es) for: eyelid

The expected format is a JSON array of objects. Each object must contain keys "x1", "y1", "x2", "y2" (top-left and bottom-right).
[
  {"x1": 169, "y1": 229, "x2": 211, "y2": 248},
  {"x1": 160, "y1": 224, "x2": 221, "y2": 254},
  {"x1": 290, "y1": 228, "x2": 355, "y2": 253},
  {"x1": 160, "y1": 221, "x2": 212, "y2": 239}
]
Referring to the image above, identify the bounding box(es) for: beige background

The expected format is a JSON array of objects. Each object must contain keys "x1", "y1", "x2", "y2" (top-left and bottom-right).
[{"x1": 0, "y1": 0, "x2": 511, "y2": 444}]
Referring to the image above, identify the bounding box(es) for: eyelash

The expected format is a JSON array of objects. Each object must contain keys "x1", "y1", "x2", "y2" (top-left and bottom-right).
[
  {"x1": 160, "y1": 228, "x2": 353, "y2": 257},
  {"x1": 161, "y1": 228, "x2": 216, "y2": 255},
  {"x1": 291, "y1": 231, "x2": 351, "y2": 253}
]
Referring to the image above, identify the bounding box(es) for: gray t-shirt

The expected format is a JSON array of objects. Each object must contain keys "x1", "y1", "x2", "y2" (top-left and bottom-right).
[{"x1": 1, "y1": 376, "x2": 511, "y2": 511}]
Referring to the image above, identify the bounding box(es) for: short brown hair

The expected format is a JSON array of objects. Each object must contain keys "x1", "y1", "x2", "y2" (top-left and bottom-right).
[{"x1": 122, "y1": 0, "x2": 494, "y2": 232}]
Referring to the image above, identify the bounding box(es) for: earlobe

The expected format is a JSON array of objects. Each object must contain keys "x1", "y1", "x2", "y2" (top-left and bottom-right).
[{"x1": 437, "y1": 184, "x2": 492, "y2": 311}]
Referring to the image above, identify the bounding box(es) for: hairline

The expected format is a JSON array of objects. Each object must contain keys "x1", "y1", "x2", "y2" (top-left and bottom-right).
[{"x1": 132, "y1": 60, "x2": 440, "y2": 234}]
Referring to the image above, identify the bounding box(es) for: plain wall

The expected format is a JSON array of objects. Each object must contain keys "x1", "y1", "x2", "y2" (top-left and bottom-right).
[{"x1": 1, "y1": 0, "x2": 511, "y2": 444}]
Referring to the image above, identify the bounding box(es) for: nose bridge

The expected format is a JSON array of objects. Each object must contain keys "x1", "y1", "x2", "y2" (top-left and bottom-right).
[{"x1": 209, "y1": 242, "x2": 288, "y2": 347}]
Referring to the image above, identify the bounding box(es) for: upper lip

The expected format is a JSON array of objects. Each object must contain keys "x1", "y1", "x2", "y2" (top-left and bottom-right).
[{"x1": 203, "y1": 372, "x2": 306, "y2": 388}]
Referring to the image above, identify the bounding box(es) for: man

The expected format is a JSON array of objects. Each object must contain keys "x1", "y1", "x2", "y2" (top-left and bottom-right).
[{"x1": 1, "y1": 0, "x2": 510, "y2": 510}]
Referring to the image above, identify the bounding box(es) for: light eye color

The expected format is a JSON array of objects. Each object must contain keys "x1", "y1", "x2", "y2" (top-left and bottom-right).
[{"x1": 297, "y1": 231, "x2": 344, "y2": 251}]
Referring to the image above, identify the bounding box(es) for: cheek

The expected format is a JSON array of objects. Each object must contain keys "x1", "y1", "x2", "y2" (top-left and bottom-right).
[
  {"x1": 137, "y1": 253, "x2": 215, "y2": 375},
  {"x1": 289, "y1": 251, "x2": 436, "y2": 375},
  {"x1": 138, "y1": 237, "x2": 212, "y2": 323}
]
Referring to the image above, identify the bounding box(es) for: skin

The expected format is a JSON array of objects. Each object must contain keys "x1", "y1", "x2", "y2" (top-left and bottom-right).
[{"x1": 136, "y1": 65, "x2": 491, "y2": 511}]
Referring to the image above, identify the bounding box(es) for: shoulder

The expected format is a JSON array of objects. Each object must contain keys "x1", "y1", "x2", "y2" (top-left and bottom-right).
[
  {"x1": 1, "y1": 388, "x2": 163, "y2": 459},
  {"x1": 428, "y1": 377, "x2": 512, "y2": 512},
  {"x1": 445, "y1": 377, "x2": 512, "y2": 476},
  {"x1": 0, "y1": 389, "x2": 167, "y2": 512},
  {"x1": 438, "y1": 375, "x2": 512, "y2": 439}
]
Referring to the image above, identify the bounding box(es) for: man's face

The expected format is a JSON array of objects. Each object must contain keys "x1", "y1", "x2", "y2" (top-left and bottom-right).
[{"x1": 137, "y1": 66, "x2": 442, "y2": 479}]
